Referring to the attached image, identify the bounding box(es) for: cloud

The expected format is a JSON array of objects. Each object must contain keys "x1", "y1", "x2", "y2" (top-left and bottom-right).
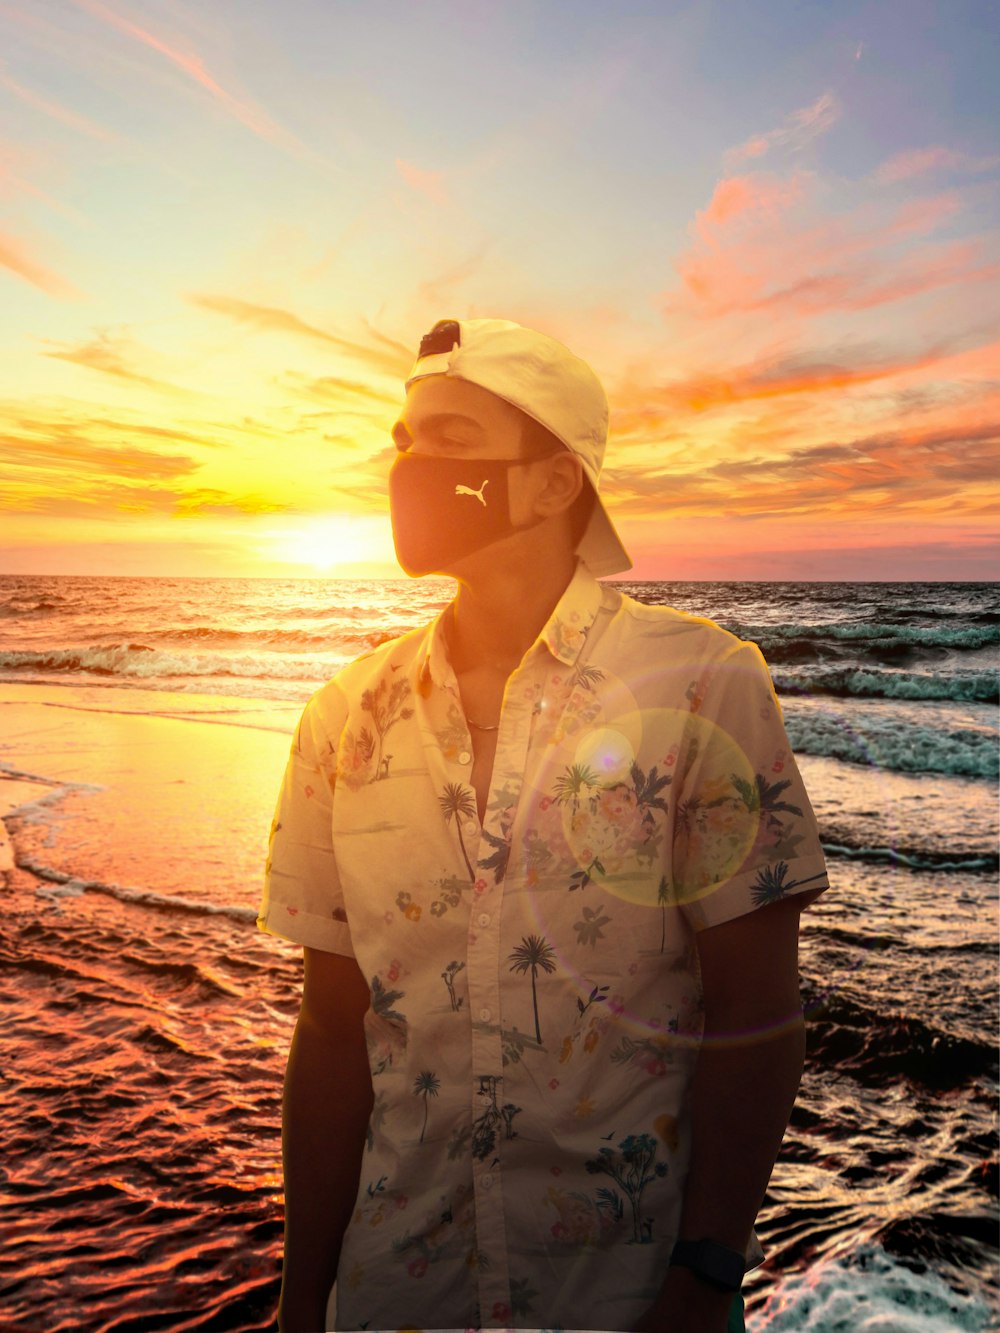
[
  {"x1": 605, "y1": 416, "x2": 1000, "y2": 521},
  {"x1": 173, "y1": 488, "x2": 287, "y2": 515},
  {"x1": 395, "y1": 158, "x2": 449, "y2": 207},
  {"x1": 725, "y1": 93, "x2": 841, "y2": 166},
  {"x1": 0, "y1": 441, "x2": 283, "y2": 518},
  {"x1": 666, "y1": 170, "x2": 998, "y2": 322},
  {"x1": 875, "y1": 146, "x2": 1000, "y2": 184},
  {"x1": 611, "y1": 340, "x2": 947, "y2": 425},
  {"x1": 1, "y1": 428, "x2": 199, "y2": 483},
  {"x1": 0, "y1": 230, "x2": 81, "y2": 298},
  {"x1": 188, "y1": 294, "x2": 411, "y2": 377},
  {"x1": 280, "y1": 372, "x2": 400, "y2": 410},
  {"x1": 42, "y1": 331, "x2": 190, "y2": 393},
  {"x1": 0, "y1": 61, "x2": 116, "y2": 140},
  {"x1": 66, "y1": 0, "x2": 310, "y2": 159}
]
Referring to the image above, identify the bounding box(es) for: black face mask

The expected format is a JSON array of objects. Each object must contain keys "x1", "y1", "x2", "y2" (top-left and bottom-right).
[{"x1": 389, "y1": 451, "x2": 549, "y2": 576}]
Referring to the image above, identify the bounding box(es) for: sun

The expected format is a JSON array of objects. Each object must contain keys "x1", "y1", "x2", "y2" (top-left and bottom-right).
[{"x1": 265, "y1": 514, "x2": 393, "y2": 573}]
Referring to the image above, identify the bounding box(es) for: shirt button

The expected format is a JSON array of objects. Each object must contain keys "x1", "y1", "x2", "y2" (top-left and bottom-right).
[
  {"x1": 478, "y1": 913, "x2": 490, "y2": 927},
  {"x1": 481, "y1": 1173, "x2": 494, "y2": 1189},
  {"x1": 479, "y1": 1007, "x2": 492, "y2": 1022},
  {"x1": 458, "y1": 749, "x2": 471, "y2": 765}
]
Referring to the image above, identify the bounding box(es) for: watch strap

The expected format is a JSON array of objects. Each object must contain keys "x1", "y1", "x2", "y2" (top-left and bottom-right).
[{"x1": 669, "y1": 1238, "x2": 745, "y2": 1292}]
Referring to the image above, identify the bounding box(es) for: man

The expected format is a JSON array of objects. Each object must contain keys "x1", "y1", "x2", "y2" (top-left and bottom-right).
[{"x1": 258, "y1": 318, "x2": 830, "y2": 1333}]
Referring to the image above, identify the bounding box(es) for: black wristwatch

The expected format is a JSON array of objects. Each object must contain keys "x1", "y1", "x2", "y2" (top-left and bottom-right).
[{"x1": 669, "y1": 1238, "x2": 745, "y2": 1292}]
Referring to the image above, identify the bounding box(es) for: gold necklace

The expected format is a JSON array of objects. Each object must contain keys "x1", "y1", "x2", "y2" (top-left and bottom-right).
[{"x1": 466, "y1": 715, "x2": 500, "y2": 732}]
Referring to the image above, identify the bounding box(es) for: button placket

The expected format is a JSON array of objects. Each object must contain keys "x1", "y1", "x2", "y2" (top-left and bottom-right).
[{"x1": 465, "y1": 660, "x2": 543, "y2": 1325}]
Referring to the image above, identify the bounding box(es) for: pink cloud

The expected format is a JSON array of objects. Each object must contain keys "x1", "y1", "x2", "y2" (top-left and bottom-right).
[
  {"x1": 67, "y1": 0, "x2": 308, "y2": 157},
  {"x1": 0, "y1": 63, "x2": 116, "y2": 140},
  {"x1": 667, "y1": 168, "x2": 995, "y2": 323},
  {"x1": 0, "y1": 230, "x2": 80, "y2": 298},
  {"x1": 725, "y1": 92, "x2": 840, "y2": 165},
  {"x1": 876, "y1": 146, "x2": 1000, "y2": 184},
  {"x1": 694, "y1": 172, "x2": 808, "y2": 233},
  {"x1": 395, "y1": 159, "x2": 449, "y2": 207}
]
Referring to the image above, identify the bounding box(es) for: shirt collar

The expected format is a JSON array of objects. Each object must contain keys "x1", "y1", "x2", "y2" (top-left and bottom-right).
[
  {"x1": 416, "y1": 559, "x2": 603, "y2": 692},
  {"x1": 538, "y1": 558, "x2": 604, "y2": 666}
]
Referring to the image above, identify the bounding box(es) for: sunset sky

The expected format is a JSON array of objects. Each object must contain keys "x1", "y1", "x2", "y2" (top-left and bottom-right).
[{"x1": 2, "y1": 0, "x2": 998, "y2": 580}]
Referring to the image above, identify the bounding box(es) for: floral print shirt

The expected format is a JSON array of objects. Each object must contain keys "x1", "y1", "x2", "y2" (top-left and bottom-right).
[{"x1": 258, "y1": 561, "x2": 829, "y2": 1331}]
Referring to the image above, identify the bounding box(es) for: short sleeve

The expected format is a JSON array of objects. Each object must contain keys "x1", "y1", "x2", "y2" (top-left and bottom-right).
[
  {"x1": 671, "y1": 640, "x2": 829, "y2": 931},
  {"x1": 257, "y1": 682, "x2": 355, "y2": 956}
]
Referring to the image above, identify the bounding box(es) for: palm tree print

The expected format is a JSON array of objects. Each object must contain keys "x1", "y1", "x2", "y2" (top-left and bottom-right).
[
  {"x1": 438, "y1": 782, "x2": 476, "y2": 881},
  {"x1": 751, "y1": 861, "x2": 828, "y2": 907},
  {"x1": 368, "y1": 975, "x2": 409, "y2": 1074},
  {"x1": 360, "y1": 676, "x2": 414, "y2": 779},
  {"x1": 730, "y1": 773, "x2": 803, "y2": 818},
  {"x1": 570, "y1": 663, "x2": 606, "y2": 692},
  {"x1": 629, "y1": 761, "x2": 672, "y2": 817},
  {"x1": 554, "y1": 763, "x2": 599, "y2": 813},
  {"x1": 657, "y1": 876, "x2": 669, "y2": 952},
  {"x1": 412, "y1": 1070, "x2": 440, "y2": 1143},
  {"x1": 508, "y1": 934, "x2": 558, "y2": 1043},
  {"x1": 478, "y1": 824, "x2": 511, "y2": 885},
  {"x1": 585, "y1": 1133, "x2": 668, "y2": 1243}
]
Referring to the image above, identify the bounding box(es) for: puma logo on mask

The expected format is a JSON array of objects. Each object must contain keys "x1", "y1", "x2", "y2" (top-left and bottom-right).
[{"x1": 455, "y1": 481, "x2": 489, "y2": 506}]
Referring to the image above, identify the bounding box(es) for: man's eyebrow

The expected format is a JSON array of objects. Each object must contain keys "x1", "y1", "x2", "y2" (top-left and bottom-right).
[{"x1": 398, "y1": 412, "x2": 486, "y2": 436}]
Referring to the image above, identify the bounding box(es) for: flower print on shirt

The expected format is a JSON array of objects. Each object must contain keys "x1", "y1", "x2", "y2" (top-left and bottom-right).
[
  {"x1": 546, "y1": 760, "x2": 670, "y2": 889},
  {"x1": 259, "y1": 562, "x2": 830, "y2": 1331},
  {"x1": 359, "y1": 675, "x2": 415, "y2": 783},
  {"x1": 584, "y1": 1133, "x2": 668, "y2": 1245}
]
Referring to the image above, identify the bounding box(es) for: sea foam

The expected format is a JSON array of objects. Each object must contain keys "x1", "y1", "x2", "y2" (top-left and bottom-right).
[{"x1": 753, "y1": 1243, "x2": 994, "y2": 1331}]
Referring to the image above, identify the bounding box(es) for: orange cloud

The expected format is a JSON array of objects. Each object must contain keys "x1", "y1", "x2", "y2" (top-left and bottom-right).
[
  {"x1": 606, "y1": 414, "x2": 1000, "y2": 521},
  {"x1": 188, "y1": 294, "x2": 410, "y2": 377},
  {"x1": 0, "y1": 230, "x2": 80, "y2": 298},
  {"x1": 1, "y1": 433, "x2": 198, "y2": 483},
  {"x1": 611, "y1": 341, "x2": 954, "y2": 426},
  {"x1": 280, "y1": 372, "x2": 400, "y2": 410},
  {"x1": 42, "y1": 331, "x2": 190, "y2": 394}
]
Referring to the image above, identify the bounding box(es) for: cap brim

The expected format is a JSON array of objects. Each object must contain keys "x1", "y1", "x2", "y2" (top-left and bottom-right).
[{"x1": 577, "y1": 485, "x2": 632, "y2": 578}]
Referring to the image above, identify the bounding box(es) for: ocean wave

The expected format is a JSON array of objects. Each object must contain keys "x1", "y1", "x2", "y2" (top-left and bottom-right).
[
  {"x1": 802, "y1": 981, "x2": 997, "y2": 1089},
  {"x1": 774, "y1": 665, "x2": 999, "y2": 704},
  {"x1": 0, "y1": 637, "x2": 395, "y2": 682},
  {"x1": 18, "y1": 855, "x2": 258, "y2": 925},
  {"x1": 821, "y1": 841, "x2": 999, "y2": 875},
  {"x1": 738, "y1": 621, "x2": 1000, "y2": 652},
  {"x1": 753, "y1": 1242, "x2": 994, "y2": 1331},
  {"x1": 784, "y1": 713, "x2": 998, "y2": 780}
]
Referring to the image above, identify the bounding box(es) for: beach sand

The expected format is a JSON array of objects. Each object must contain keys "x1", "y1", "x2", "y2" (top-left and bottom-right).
[
  {"x1": 2, "y1": 679, "x2": 996, "y2": 1332},
  {"x1": 1, "y1": 683, "x2": 303, "y2": 1332},
  {"x1": 0, "y1": 682, "x2": 296, "y2": 908}
]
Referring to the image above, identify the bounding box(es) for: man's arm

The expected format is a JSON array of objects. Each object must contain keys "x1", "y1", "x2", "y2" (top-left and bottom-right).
[
  {"x1": 637, "y1": 893, "x2": 819, "y2": 1333},
  {"x1": 279, "y1": 946, "x2": 373, "y2": 1333}
]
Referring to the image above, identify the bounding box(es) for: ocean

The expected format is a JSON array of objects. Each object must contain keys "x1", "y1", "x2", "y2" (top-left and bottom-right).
[{"x1": 0, "y1": 573, "x2": 997, "y2": 1332}]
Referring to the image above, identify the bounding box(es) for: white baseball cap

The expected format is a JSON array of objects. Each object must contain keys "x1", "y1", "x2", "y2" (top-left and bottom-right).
[{"x1": 405, "y1": 317, "x2": 632, "y2": 577}]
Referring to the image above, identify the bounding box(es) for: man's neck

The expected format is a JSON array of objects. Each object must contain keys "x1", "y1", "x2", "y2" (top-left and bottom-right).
[{"x1": 448, "y1": 550, "x2": 578, "y2": 675}]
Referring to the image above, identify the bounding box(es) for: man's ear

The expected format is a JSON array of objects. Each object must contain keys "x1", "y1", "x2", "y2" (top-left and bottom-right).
[{"x1": 535, "y1": 453, "x2": 584, "y2": 518}]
